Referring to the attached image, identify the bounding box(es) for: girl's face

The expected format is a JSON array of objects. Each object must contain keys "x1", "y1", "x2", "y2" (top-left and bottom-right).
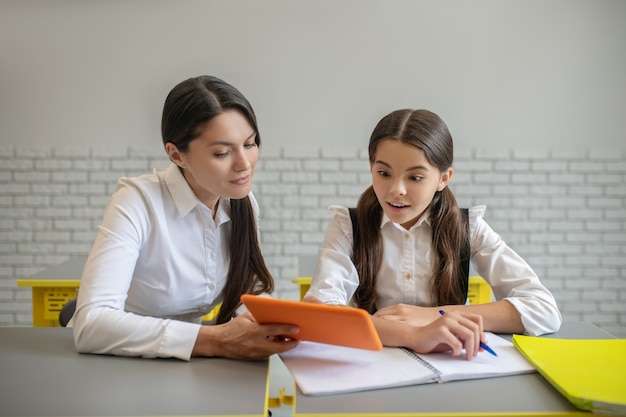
[
  {"x1": 166, "y1": 109, "x2": 259, "y2": 212},
  {"x1": 371, "y1": 139, "x2": 452, "y2": 230}
]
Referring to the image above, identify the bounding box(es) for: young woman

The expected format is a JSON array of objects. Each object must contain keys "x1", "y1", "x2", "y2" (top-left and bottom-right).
[
  {"x1": 305, "y1": 109, "x2": 561, "y2": 360},
  {"x1": 71, "y1": 75, "x2": 299, "y2": 360}
]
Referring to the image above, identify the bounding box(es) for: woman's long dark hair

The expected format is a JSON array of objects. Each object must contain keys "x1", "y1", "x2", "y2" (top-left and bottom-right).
[
  {"x1": 161, "y1": 75, "x2": 273, "y2": 324},
  {"x1": 353, "y1": 109, "x2": 469, "y2": 313}
]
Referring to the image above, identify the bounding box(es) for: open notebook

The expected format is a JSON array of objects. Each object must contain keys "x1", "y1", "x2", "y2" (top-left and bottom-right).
[{"x1": 279, "y1": 332, "x2": 535, "y2": 396}]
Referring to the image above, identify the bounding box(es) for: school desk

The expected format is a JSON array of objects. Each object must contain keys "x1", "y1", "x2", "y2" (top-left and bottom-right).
[
  {"x1": 288, "y1": 321, "x2": 615, "y2": 417},
  {"x1": 0, "y1": 327, "x2": 271, "y2": 417}
]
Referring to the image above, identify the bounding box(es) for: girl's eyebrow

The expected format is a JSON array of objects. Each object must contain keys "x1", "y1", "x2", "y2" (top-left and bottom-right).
[{"x1": 374, "y1": 160, "x2": 430, "y2": 172}]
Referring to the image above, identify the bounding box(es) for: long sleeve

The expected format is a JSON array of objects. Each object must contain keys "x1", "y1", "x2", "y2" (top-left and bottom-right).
[
  {"x1": 71, "y1": 164, "x2": 237, "y2": 360},
  {"x1": 468, "y1": 206, "x2": 562, "y2": 336},
  {"x1": 306, "y1": 206, "x2": 360, "y2": 305}
]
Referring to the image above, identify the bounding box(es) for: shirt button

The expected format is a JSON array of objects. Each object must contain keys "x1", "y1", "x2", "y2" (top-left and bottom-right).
[
  {"x1": 405, "y1": 273, "x2": 412, "y2": 279},
  {"x1": 404, "y1": 233, "x2": 410, "y2": 239}
]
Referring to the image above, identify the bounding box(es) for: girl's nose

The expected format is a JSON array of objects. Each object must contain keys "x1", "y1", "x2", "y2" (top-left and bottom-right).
[{"x1": 389, "y1": 178, "x2": 406, "y2": 196}]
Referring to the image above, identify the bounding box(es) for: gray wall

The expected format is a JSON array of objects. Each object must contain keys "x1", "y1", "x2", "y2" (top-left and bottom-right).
[
  {"x1": 2, "y1": 0, "x2": 625, "y2": 151},
  {"x1": 1, "y1": 1, "x2": 625, "y2": 336}
]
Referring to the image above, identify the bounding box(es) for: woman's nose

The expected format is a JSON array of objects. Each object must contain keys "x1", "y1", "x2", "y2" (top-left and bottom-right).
[{"x1": 233, "y1": 151, "x2": 252, "y2": 172}]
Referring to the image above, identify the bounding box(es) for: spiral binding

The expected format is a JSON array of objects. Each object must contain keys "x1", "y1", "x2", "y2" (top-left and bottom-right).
[{"x1": 400, "y1": 347, "x2": 443, "y2": 382}]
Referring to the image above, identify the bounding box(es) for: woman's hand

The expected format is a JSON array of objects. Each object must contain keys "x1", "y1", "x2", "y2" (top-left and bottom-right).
[
  {"x1": 302, "y1": 295, "x2": 323, "y2": 304},
  {"x1": 192, "y1": 312, "x2": 299, "y2": 360},
  {"x1": 374, "y1": 303, "x2": 440, "y2": 327}
]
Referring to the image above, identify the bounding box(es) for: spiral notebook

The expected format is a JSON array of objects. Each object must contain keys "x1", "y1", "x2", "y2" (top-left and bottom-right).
[{"x1": 279, "y1": 332, "x2": 535, "y2": 396}]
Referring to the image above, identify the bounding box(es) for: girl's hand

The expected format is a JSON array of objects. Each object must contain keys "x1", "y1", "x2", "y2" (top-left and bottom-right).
[
  {"x1": 374, "y1": 303, "x2": 440, "y2": 327},
  {"x1": 404, "y1": 310, "x2": 486, "y2": 360},
  {"x1": 192, "y1": 312, "x2": 299, "y2": 360}
]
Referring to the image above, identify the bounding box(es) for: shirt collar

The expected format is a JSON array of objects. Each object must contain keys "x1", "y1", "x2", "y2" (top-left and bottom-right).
[
  {"x1": 380, "y1": 208, "x2": 431, "y2": 231},
  {"x1": 163, "y1": 163, "x2": 231, "y2": 223},
  {"x1": 214, "y1": 198, "x2": 232, "y2": 226},
  {"x1": 164, "y1": 163, "x2": 200, "y2": 216}
]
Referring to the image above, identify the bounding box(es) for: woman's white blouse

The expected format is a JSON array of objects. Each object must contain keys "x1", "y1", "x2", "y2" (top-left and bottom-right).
[
  {"x1": 70, "y1": 163, "x2": 258, "y2": 360},
  {"x1": 306, "y1": 205, "x2": 562, "y2": 336}
]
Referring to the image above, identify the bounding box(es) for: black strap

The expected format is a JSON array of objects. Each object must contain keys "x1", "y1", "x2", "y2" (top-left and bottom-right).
[
  {"x1": 460, "y1": 208, "x2": 470, "y2": 300},
  {"x1": 349, "y1": 207, "x2": 470, "y2": 301}
]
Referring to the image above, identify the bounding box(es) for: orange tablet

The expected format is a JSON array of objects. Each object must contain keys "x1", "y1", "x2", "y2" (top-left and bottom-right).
[{"x1": 241, "y1": 294, "x2": 383, "y2": 351}]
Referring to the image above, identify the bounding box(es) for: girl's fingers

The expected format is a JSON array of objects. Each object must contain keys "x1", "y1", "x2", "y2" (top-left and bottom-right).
[
  {"x1": 455, "y1": 316, "x2": 481, "y2": 356},
  {"x1": 437, "y1": 313, "x2": 482, "y2": 359}
]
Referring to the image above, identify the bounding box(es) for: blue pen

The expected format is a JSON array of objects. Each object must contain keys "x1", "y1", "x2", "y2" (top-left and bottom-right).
[{"x1": 438, "y1": 309, "x2": 498, "y2": 357}]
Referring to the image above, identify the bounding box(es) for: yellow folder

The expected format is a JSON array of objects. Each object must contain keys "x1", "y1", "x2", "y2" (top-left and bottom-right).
[{"x1": 512, "y1": 335, "x2": 626, "y2": 416}]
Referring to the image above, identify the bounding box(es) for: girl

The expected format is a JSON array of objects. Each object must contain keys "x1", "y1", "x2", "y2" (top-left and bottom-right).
[
  {"x1": 71, "y1": 76, "x2": 299, "y2": 360},
  {"x1": 305, "y1": 109, "x2": 561, "y2": 359}
]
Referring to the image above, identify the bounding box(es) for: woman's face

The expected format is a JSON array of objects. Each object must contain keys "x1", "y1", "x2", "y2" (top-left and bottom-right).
[
  {"x1": 166, "y1": 109, "x2": 259, "y2": 212},
  {"x1": 371, "y1": 139, "x2": 452, "y2": 230}
]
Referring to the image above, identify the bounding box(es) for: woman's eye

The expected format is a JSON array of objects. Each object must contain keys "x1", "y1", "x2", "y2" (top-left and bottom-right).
[
  {"x1": 244, "y1": 142, "x2": 258, "y2": 149},
  {"x1": 377, "y1": 170, "x2": 390, "y2": 177},
  {"x1": 214, "y1": 151, "x2": 230, "y2": 158}
]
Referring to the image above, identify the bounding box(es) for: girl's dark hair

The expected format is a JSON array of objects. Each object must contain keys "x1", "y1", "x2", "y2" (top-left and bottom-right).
[
  {"x1": 353, "y1": 109, "x2": 469, "y2": 313},
  {"x1": 161, "y1": 75, "x2": 273, "y2": 324}
]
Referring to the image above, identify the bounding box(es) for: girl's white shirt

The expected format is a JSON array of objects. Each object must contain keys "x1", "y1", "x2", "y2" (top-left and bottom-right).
[
  {"x1": 306, "y1": 205, "x2": 562, "y2": 336},
  {"x1": 70, "y1": 163, "x2": 256, "y2": 360}
]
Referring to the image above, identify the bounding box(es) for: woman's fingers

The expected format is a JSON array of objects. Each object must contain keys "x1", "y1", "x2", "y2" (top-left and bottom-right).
[{"x1": 215, "y1": 315, "x2": 300, "y2": 359}]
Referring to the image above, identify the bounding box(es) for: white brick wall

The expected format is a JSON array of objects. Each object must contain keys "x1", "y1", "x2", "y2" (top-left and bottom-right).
[{"x1": 1, "y1": 146, "x2": 625, "y2": 337}]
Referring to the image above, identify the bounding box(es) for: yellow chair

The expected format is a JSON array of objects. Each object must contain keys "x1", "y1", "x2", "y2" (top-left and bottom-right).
[
  {"x1": 201, "y1": 303, "x2": 222, "y2": 323},
  {"x1": 466, "y1": 276, "x2": 493, "y2": 304},
  {"x1": 17, "y1": 279, "x2": 80, "y2": 327}
]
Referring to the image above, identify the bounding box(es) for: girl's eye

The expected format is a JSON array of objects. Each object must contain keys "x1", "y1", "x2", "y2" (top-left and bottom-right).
[
  {"x1": 377, "y1": 170, "x2": 390, "y2": 177},
  {"x1": 244, "y1": 142, "x2": 258, "y2": 149},
  {"x1": 409, "y1": 175, "x2": 423, "y2": 182}
]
